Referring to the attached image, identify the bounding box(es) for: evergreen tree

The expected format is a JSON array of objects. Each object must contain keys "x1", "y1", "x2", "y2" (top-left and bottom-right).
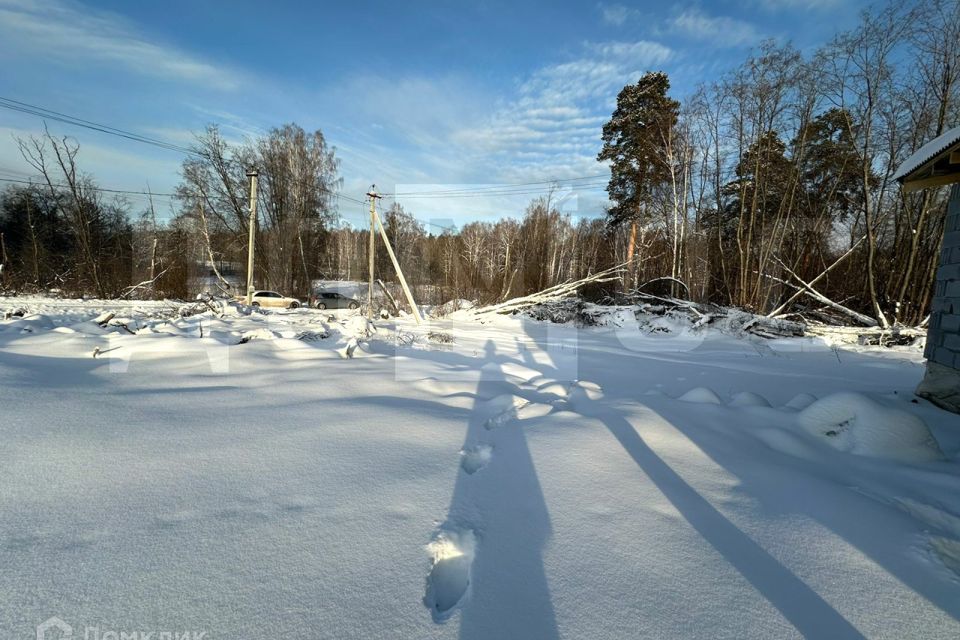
[{"x1": 598, "y1": 71, "x2": 680, "y2": 226}]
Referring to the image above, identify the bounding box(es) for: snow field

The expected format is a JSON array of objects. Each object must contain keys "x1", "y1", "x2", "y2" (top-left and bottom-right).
[{"x1": 1, "y1": 296, "x2": 960, "y2": 639}]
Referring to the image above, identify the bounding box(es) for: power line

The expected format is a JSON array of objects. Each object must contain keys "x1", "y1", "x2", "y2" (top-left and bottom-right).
[
  {"x1": 392, "y1": 181, "x2": 608, "y2": 200},
  {"x1": 0, "y1": 96, "x2": 605, "y2": 212},
  {"x1": 0, "y1": 96, "x2": 374, "y2": 205},
  {"x1": 0, "y1": 177, "x2": 179, "y2": 198},
  {"x1": 0, "y1": 96, "x2": 205, "y2": 157},
  {"x1": 392, "y1": 173, "x2": 609, "y2": 196},
  {"x1": 0, "y1": 177, "x2": 369, "y2": 210},
  {"x1": 370, "y1": 200, "x2": 459, "y2": 234}
]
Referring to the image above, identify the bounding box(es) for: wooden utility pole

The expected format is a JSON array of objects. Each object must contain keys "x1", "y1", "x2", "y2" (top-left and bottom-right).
[
  {"x1": 366, "y1": 187, "x2": 379, "y2": 318},
  {"x1": 373, "y1": 207, "x2": 423, "y2": 324},
  {"x1": 245, "y1": 169, "x2": 259, "y2": 305}
]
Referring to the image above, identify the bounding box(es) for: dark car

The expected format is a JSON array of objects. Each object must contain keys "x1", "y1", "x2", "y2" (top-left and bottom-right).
[{"x1": 315, "y1": 291, "x2": 360, "y2": 310}]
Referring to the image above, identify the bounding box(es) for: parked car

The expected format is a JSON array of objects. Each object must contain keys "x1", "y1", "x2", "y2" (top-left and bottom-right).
[
  {"x1": 314, "y1": 291, "x2": 360, "y2": 310},
  {"x1": 236, "y1": 290, "x2": 302, "y2": 309}
]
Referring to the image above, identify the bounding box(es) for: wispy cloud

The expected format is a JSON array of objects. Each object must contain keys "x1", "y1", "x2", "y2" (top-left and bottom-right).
[
  {"x1": 451, "y1": 40, "x2": 672, "y2": 176},
  {"x1": 664, "y1": 8, "x2": 762, "y2": 47},
  {"x1": 600, "y1": 4, "x2": 762, "y2": 49},
  {"x1": 755, "y1": 0, "x2": 844, "y2": 10},
  {"x1": 598, "y1": 3, "x2": 633, "y2": 26},
  {"x1": 307, "y1": 40, "x2": 668, "y2": 218},
  {"x1": 0, "y1": 0, "x2": 243, "y2": 90}
]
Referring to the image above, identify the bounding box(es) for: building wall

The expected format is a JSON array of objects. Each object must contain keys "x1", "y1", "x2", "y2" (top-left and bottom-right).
[{"x1": 925, "y1": 183, "x2": 960, "y2": 370}]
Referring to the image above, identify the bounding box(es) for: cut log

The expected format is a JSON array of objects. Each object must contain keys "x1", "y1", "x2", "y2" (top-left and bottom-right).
[{"x1": 94, "y1": 311, "x2": 115, "y2": 326}]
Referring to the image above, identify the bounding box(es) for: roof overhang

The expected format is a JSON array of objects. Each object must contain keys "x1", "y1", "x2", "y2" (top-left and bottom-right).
[{"x1": 895, "y1": 126, "x2": 960, "y2": 193}]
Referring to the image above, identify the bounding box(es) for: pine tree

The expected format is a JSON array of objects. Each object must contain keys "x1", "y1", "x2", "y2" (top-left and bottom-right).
[{"x1": 598, "y1": 71, "x2": 680, "y2": 226}]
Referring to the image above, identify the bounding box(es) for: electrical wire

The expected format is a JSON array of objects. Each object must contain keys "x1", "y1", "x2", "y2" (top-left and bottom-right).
[
  {"x1": 0, "y1": 96, "x2": 609, "y2": 211},
  {"x1": 0, "y1": 96, "x2": 205, "y2": 157},
  {"x1": 0, "y1": 176, "x2": 178, "y2": 198},
  {"x1": 390, "y1": 173, "x2": 609, "y2": 196},
  {"x1": 392, "y1": 182, "x2": 608, "y2": 200},
  {"x1": 0, "y1": 177, "x2": 369, "y2": 212}
]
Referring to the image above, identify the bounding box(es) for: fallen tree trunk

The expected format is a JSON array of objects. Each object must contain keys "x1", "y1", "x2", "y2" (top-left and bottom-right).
[
  {"x1": 767, "y1": 238, "x2": 864, "y2": 319},
  {"x1": 471, "y1": 262, "x2": 627, "y2": 317},
  {"x1": 773, "y1": 258, "x2": 877, "y2": 327}
]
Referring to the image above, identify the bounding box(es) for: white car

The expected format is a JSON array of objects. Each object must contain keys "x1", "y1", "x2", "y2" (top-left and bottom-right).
[{"x1": 238, "y1": 290, "x2": 302, "y2": 309}]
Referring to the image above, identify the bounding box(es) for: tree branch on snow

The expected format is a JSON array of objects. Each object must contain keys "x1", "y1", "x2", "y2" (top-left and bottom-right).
[
  {"x1": 772, "y1": 257, "x2": 877, "y2": 327},
  {"x1": 120, "y1": 268, "x2": 170, "y2": 299},
  {"x1": 766, "y1": 237, "x2": 865, "y2": 319},
  {"x1": 471, "y1": 262, "x2": 628, "y2": 316}
]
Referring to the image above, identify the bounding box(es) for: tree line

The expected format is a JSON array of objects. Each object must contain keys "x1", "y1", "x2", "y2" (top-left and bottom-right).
[
  {"x1": 0, "y1": 0, "x2": 957, "y2": 325},
  {"x1": 597, "y1": 1, "x2": 960, "y2": 326}
]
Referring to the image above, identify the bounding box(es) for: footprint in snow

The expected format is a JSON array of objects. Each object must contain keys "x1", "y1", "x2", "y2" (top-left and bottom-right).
[
  {"x1": 423, "y1": 529, "x2": 475, "y2": 622},
  {"x1": 484, "y1": 400, "x2": 553, "y2": 429},
  {"x1": 460, "y1": 444, "x2": 492, "y2": 474}
]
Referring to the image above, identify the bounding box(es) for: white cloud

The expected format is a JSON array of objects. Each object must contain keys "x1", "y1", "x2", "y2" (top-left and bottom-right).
[
  {"x1": 598, "y1": 3, "x2": 633, "y2": 26},
  {"x1": 449, "y1": 39, "x2": 672, "y2": 180},
  {"x1": 664, "y1": 8, "x2": 762, "y2": 47},
  {"x1": 306, "y1": 40, "x2": 657, "y2": 220},
  {"x1": 0, "y1": 0, "x2": 243, "y2": 90},
  {"x1": 755, "y1": 0, "x2": 844, "y2": 10}
]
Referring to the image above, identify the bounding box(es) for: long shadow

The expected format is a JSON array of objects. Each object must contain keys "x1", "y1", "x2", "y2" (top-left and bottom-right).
[
  {"x1": 422, "y1": 339, "x2": 559, "y2": 639},
  {"x1": 558, "y1": 320, "x2": 960, "y2": 622},
  {"x1": 581, "y1": 402, "x2": 866, "y2": 639},
  {"x1": 0, "y1": 348, "x2": 107, "y2": 390},
  {"x1": 515, "y1": 320, "x2": 866, "y2": 639},
  {"x1": 646, "y1": 396, "x2": 960, "y2": 623}
]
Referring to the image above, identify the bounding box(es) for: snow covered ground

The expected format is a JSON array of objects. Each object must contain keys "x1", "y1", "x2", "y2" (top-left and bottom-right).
[{"x1": 1, "y1": 296, "x2": 959, "y2": 639}]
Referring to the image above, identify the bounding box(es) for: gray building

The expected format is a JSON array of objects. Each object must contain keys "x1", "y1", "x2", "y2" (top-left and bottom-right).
[{"x1": 894, "y1": 126, "x2": 960, "y2": 412}]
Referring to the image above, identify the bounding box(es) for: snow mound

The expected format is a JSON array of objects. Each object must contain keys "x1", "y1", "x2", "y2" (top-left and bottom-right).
[
  {"x1": 1, "y1": 313, "x2": 55, "y2": 334},
  {"x1": 729, "y1": 391, "x2": 771, "y2": 407},
  {"x1": 797, "y1": 392, "x2": 943, "y2": 462},
  {"x1": 569, "y1": 380, "x2": 604, "y2": 404},
  {"x1": 343, "y1": 316, "x2": 376, "y2": 338},
  {"x1": 423, "y1": 528, "x2": 475, "y2": 621},
  {"x1": 433, "y1": 299, "x2": 475, "y2": 317},
  {"x1": 536, "y1": 381, "x2": 570, "y2": 398},
  {"x1": 784, "y1": 393, "x2": 817, "y2": 411},
  {"x1": 677, "y1": 387, "x2": 723, "y2": 405},
  {"x1": 239, "y1": 328, "x2": 276, "y2": 343}
]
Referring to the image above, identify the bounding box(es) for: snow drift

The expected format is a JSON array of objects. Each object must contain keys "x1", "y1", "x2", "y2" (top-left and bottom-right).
[{"x1": 797, "y1": 392, "x2": 944, "y2": 462}]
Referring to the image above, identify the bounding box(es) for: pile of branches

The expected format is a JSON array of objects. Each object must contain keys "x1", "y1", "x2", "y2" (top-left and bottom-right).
[
  {"x1": 470, "y1": 263, "x2": 626, "y2": 318},
  {"x1": 626, "y1": 292, "x2": 807, "y2": 339}
]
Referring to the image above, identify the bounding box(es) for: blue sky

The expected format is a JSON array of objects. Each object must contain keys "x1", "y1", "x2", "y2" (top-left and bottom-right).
[{"x1": 0, "y1": 0, "x2": 869, "y2": 228}]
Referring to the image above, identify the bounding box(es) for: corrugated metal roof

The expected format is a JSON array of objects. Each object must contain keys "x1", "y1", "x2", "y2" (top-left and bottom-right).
[{"x1": 893, "y1": 125, "x2": 960, "y2": 182}]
